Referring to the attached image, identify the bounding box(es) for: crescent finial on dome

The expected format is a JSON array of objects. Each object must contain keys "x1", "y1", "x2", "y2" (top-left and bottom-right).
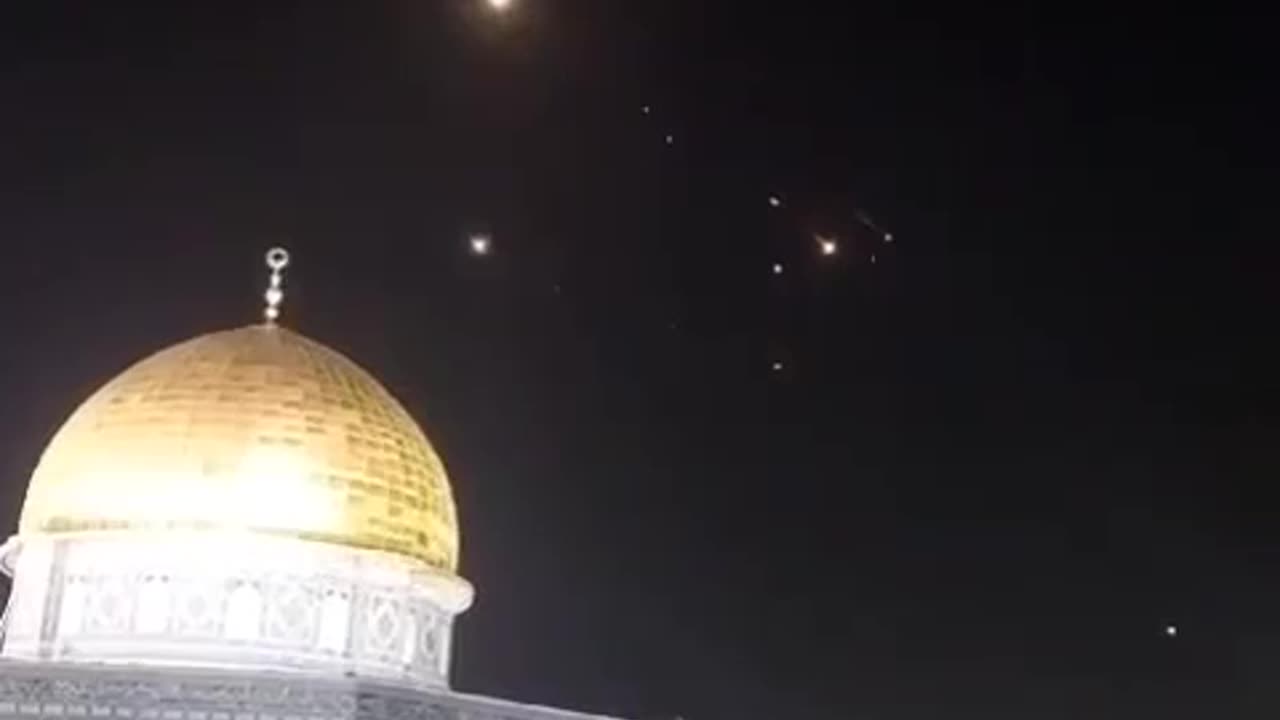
[{"x1": 263, "y1": 247, "x2": 290, "y2": 325}]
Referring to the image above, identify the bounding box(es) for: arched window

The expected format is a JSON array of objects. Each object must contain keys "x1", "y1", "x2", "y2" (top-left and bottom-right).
[
  {"x1": 225, "y1": 583, "x2": 262, "y2": 641},
  {"x1": 318, "y1": 590, "x2": 350, "y2": 654},
  {"x1": 401, "y1": 613, "x2": 417, "y2": 666},
  {"x1": 57, "y1": 577, "x2": 86, "y2": 636},
  {"x1": 136, "y1": 575, "x2": 171, "y2": 634}
]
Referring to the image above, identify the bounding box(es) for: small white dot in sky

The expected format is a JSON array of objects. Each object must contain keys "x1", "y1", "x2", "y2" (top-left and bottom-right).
[
  {"x1": 469, "y1": 234, "x2": 492, "y2": 256},
  {"x1": 817, "y1": 236, "x2": 839, "y2": 256},
  {"x1": 642, "y1": 105, "x2": 651, "y2": 115},
  {"x1": 772, "y1": 263, "x2": 785, "y2": 275},
  {"x1": 771, "y1": 361, "x2": 785, "y2": 372},
  {"x1": 768, "y1": 195, "x2": 782, "y2": 208},
  {"x1": 665, "y1": 134, "x2": 675, "y2": 145},
  {"x1": 1165, "y1": 625, "x2": 1178, "y2": 638},
  {"x1": 884, "y1": 232, "x2": 895, "y2": 243}
]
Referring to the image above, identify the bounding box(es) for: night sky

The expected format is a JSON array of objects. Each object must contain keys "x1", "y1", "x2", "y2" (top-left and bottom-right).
[{"x1": 0, "y1": 3, "x2": 1275, "y2": 718}]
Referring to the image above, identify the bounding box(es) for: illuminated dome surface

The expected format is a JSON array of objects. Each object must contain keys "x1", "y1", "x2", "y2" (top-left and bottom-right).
[{"x1": 18, "y1": 324, "x2": 459, "y2": 574}]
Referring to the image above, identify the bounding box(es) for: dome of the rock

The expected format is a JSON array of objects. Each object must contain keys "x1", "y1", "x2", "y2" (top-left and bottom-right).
[{"x1": 18, "y1": 323, "x2": 460, "y2": 574}]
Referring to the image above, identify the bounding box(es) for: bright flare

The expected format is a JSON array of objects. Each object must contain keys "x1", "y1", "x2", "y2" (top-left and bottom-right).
[
  {"x1": 469, "y1": 234, "x2": 492, "y2": 256},
  {"x1": 817, "y1": 235, "x2": 839, "y2": 257},
  {"x1": 487, "y1": 0, "x2": 513, "y2": 11}
]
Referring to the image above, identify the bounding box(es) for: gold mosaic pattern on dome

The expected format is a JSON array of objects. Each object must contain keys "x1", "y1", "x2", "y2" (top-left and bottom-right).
[{"x1": 18, "y1": 325, "x2": 459, "y2": 573}]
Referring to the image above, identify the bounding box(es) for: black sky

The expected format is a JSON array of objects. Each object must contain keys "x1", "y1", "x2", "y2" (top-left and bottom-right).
[{"x1": 0, "y1": 3, "x2": 1275, "y2": 718}]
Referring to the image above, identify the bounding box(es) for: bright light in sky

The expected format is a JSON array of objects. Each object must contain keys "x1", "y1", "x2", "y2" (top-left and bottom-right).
[
  {"x1": 1165, "y1": 624, "x2": 1178, "y2": 638},
  {"x1": 817, "y1": 235, "x2": 839, "y2": 256},
  {"x1": 768, "y1": 195, "x2": 782, "y2": 208},
  {"x1": 469, "y1": 234, "x2": 492, "y2": 256},
  {"x1": 487, "y1": 0, "x2": 513, "y2": 11},
  {"x1": 772, "y1": 263, "x2": 785, "y2": 275}
]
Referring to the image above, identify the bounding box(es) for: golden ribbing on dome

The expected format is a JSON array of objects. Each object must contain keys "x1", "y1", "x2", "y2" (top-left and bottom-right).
[{"x1": 17, "y1": 325, "x2": 460, "y2": 574}]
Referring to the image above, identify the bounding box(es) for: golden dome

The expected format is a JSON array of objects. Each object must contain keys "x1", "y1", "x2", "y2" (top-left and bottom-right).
[{"x1": 18, "y1": 324, "x2": 460, "y2": 574}]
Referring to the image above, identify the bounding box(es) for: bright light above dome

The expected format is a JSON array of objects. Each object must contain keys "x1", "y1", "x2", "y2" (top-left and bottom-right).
[{"x1": 469, "y1": 234, "x2": 492, "y2": 256}]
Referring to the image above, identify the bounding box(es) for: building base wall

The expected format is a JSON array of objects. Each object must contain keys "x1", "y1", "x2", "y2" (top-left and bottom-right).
[{"x1": 0, "y1": 660, "x2": 621, "y2": 720}]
